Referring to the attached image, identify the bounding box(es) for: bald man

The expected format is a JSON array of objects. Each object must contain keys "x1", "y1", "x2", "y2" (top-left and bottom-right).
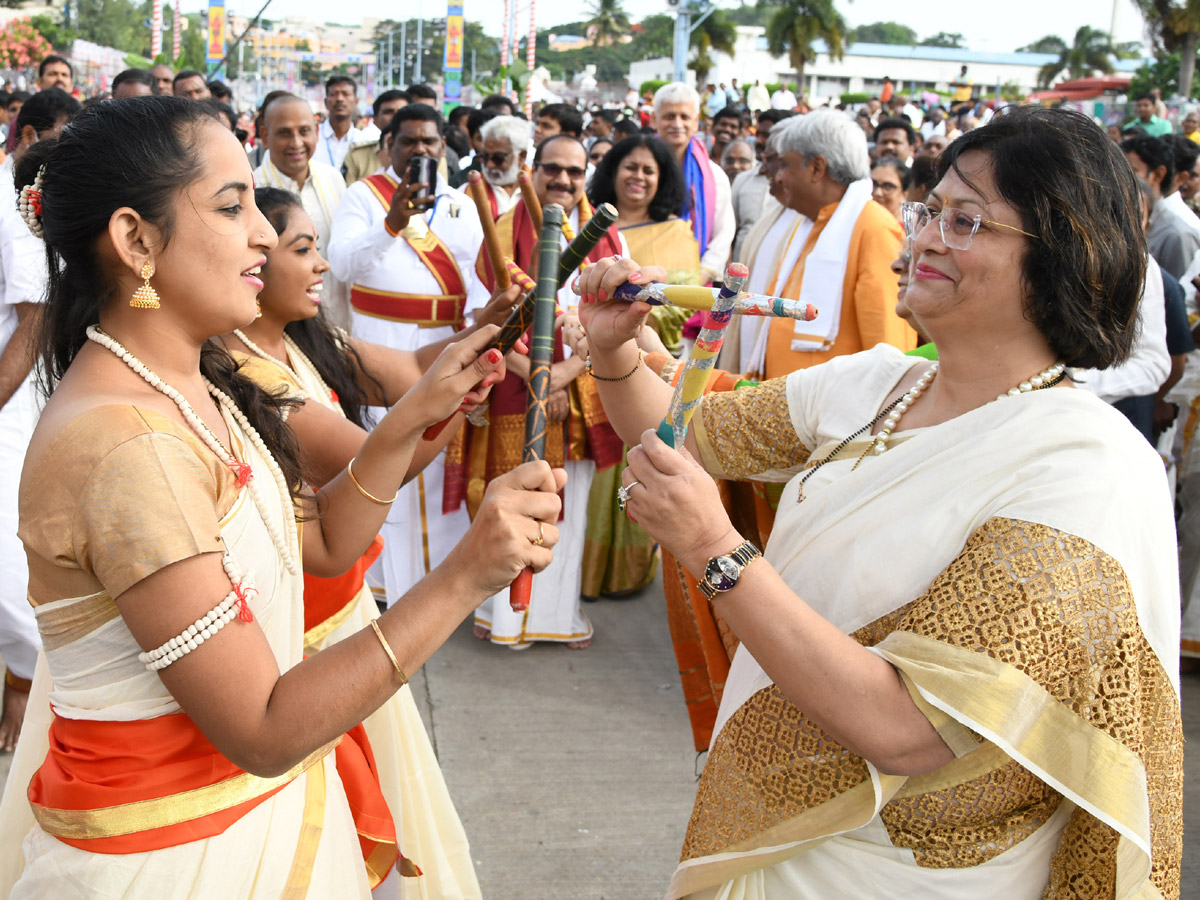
[{"x1": 252, "y1": 94, "x2": 350, "y2": 327}]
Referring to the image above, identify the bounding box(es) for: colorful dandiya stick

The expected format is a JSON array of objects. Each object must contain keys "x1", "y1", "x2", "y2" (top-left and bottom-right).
[
  {"x1": 465, "y1": 171, "x2": 511, "y2": 290},
  {"x1": 656, "y1": 263, "x2": 749, "y2": 448},
  {"x1": 518, "y1": 170, "x2": 542, "y2": 237},
  {"x1": 509, "y1": 204, "x2": 564, "y2": 612},
  {"x1": 611, "y1": 281, "x2": 819, "y2": 321},
  {"x1": 504, "y1": 257, "x2": 536, "y2": 293},
  {"x1": 420, "y1": 203, "x2": 619, "y2": 441}
]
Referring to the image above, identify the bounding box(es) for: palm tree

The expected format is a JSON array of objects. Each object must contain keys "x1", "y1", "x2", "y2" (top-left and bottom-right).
[
  {"x1": 1135, "y1": 0, "x2": 1200, "y2": 97},
  {"x1": 762, "y1": 0, "x2": 849, "y2": 91},
  {"x1": 1035, "y1": 26, "x2": 1116, "y2": 88},
  {"x1": 692, "y1": 9, "x2": 737, "y2": 84},
  {"x1": 586, "y1": 0, "x2": 631, "y2": 48}
]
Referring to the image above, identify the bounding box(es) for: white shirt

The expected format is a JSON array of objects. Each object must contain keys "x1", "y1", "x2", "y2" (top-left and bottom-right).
[
  {"x1": 483, "y1": 179, "x2": 521, "y2": 217},
  {"x1": 1078, "y1": 254, "x2": 1170, "y2": 402},
  {"x1": 0, "y1": 161, "x2": 46, "y2": 351},
  {"x1": 317, "y1": 119, "x2": 363, "y2": 172},
  {"x1": 901, "y1": 103, "x2": 924, "y2": 128},
  {"x1": 920, "y1": 119, "x2": 946, "y2": 138},
  {"x1": 747, "y1": 84, "x2": 770, "y2": 113},
  {"x1": 327, "y1": 167, "x2": 490, "y2": 348},
  {"x1": 770, "y1": 89, "x2": 797, "y2": 111},
  {"x1": 253, "y1": 157, "x2": 350, "y2": 328}
]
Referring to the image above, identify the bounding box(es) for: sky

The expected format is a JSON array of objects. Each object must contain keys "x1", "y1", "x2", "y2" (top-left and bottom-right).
[{"x1": 219, "y1": 0, "x2": 1150, "y2": 57}]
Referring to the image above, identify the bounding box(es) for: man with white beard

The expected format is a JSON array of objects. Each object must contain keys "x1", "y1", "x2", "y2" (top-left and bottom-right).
[{"x1": 476, "y1": 114, "x2": 529, "y2": 220}]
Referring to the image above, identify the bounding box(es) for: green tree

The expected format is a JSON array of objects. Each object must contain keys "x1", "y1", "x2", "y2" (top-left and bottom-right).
[
  {"x1": 1134, "y1": 0, "x2": 1200, "y2": 97},
  {"x1": 691, "y1": 8, "x2": 737, "y2": 84},
  {"x1": 724, "y1": 3, "x2": 771, "y2": 27},
  {"x1": 73, "y1": 0, "x2": 148, "y2": 56},
  {"x1": 849, "y1": 21, "x2": 917, "y2": 45},
  {"x1": 1034, "y1": 26, "x2": 1116, "y2": 88},
  {"x1": 1016, "y1": 36, "x2": 1067, "y2": 54},
  {"x1": 1128, "y1": 50, "x2": 1200, "y2": 98},
  {"x1": 762, "y1": 0, "x2": 848, "y2": 88},
  {"x1": 630, "y1": 13, "x2": 673, "y2": 59},
  {"x1": 585, "y1": 0, "x2": 630, "y2": 48},
  {"x1": 919, "y1": 31, "x2": 966, "y2": 48},
  {"x1": 28, "y1": 14, "x2": 76, "y2": 50}
]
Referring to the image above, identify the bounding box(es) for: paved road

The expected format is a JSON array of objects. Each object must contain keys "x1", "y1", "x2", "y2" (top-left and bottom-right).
[{"x1": 0, "y1": 574, "x2": 1196, "y2": 898}]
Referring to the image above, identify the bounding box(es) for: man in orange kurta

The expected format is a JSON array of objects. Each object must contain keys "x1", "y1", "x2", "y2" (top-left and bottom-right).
[
  {"x1": 762, "y1": 111, "x2": 914, "y2": 379},
  {"x1": 662, "y1": 111, "x2": 914, "y2": 750}
]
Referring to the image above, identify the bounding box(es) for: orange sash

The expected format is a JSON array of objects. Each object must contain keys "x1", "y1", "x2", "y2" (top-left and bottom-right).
[
  {"x1": 355, "y1": 173, "x2": 468, "y2": 327},
  {"x1": 303, "y1": 534, "x2": 385, "y2": 649},
  {"x1": 28, "y1": 713, "x2": 337, "y2": 854}
]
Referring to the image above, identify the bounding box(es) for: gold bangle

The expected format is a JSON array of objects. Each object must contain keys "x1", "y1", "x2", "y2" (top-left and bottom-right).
[
  {"x1": 586, "y1": 350, "x2": 644, "y2": 382},
  {"x1": 369, "y1": 620, "x2": 409, "y2": 685},
  {"x1": 346, "y1": 457, "x2": 398, "y2": 505}
]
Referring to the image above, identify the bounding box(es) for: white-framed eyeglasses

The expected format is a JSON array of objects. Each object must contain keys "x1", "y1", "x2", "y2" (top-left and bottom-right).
[{"x1": 901, "y1": 201, "x2": 1038, "y2": 251}]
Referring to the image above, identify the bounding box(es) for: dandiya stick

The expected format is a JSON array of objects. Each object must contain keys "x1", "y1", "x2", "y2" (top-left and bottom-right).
[
  {"x1": 509, "y1": 204, "x2": 564, "y2": 612},
  {"x1": 611, "y1": 281, "x2": 818, "y2": 321},
  {"x1": 420, "y1": 203, "x2": 619, "y2": 441},
  {"x1": 466, "y1": 171, "x2": 510, "y2": 290},
  {"x1": 518, "y1": 170, "x2": 542, "y2": 236},
  {"x1": 504, "y1": 257, "x2": 536, "y2": 292},
  {"x1": 656, "y1": 263, "x2": 749, "y2": 448}
]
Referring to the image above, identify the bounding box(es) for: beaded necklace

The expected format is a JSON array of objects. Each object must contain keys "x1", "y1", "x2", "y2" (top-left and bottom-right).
[
  {"x1": 795, "y1": 360, "x2": 1067, "y2": 505},
  {"x1": 86, "y1": 326, "x2": 299, "y2": 575}
]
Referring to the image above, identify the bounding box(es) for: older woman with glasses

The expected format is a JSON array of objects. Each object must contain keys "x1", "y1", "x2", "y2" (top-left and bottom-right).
[{"x1": 575, "y1": 106, "x2": 1181, "y2": 899}]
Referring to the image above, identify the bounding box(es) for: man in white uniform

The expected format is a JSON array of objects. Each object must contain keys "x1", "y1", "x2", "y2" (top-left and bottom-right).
[
  {"x1": 252, "y1": 94, "x2": 350, "y2": 328},
  {"x1": 328, "y1": 102, "x2": 490, "y2": 607},
  {"x1": 0, "y1": 88, "x2": 77, "y2": 748}
]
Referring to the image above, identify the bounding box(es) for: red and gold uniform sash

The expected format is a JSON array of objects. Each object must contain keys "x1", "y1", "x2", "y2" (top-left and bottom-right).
[
  {"x1": 28, "y1": 713, "x2": 337, "y2": 854},
  {"x1": 445, "y1": 196, "x2": 625, "y2": 517},
  {"x1": 352, "y1": 173, "x2": 468, "y2": 329}
]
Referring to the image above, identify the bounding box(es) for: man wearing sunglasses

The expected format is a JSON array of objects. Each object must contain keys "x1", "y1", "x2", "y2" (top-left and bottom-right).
[
  {"x1": 478, "y1": 114, "x2": 530, "y2": 219},
  {"x1": 466, "y1": 134, "x2": 632, "y2": 652}
]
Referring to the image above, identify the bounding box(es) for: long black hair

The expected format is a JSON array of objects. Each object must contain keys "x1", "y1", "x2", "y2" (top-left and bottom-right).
[
  {"x1": 15, "y1": 96, "x2": 304, "y2": 497},
  {"x1": 587, "y1": 134, "x2": 688, "y2": 222},
  {"x1": 254, "y1": 186, "x2": 382, "y2": 429}
]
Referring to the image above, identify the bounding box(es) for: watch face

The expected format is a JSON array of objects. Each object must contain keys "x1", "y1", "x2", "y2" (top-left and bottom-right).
[{"x1": 706, "y1": 555, "x2": 741, "y2": 592}]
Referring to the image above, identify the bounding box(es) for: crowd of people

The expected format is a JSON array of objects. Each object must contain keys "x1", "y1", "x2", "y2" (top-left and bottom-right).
[{"x1": 0, "y1": 51, "x2": 1184, "y2": 900}]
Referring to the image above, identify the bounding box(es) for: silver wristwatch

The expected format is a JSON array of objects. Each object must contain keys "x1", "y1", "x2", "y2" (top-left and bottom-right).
[{"x1": 697, "y1": 540, "x2": 761, "y2": 600}]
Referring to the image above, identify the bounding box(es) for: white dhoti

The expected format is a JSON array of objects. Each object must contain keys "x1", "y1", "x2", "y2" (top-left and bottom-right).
[
  {"x1": 474, "y1": 459, "x2": 595, "y2": 646},
  {"x1": 0, "y1": 376, "x2": 39, "y2": 679}
]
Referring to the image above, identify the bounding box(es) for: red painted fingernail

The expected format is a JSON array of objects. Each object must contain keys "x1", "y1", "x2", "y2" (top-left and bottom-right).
[
  {"x1": 628, "y1": 272, "x2": 641, "y2": 282},
  {"x1": 597, "y1": 290, "x2": 607, "y2": 303},
  {"x1": 486, "y1": 349, "x2": 502, "y2": 364}
]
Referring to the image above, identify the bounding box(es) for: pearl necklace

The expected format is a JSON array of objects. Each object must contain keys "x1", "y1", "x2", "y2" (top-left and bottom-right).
[
  {"x1": 872, "y1": 359, "x2": 1067, "y2": 456},
  {"x1": 872, "y1": 363, "x2": 938, "y2": 454},
  {"x1": 86, "y1": 326, "x2": 299, "y2": 575},
  {"x1": 232, "y1": 329, "x2": 337, "y2": 409}
]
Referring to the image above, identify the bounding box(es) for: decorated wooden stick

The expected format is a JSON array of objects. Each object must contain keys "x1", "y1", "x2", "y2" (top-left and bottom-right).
[
  {"x1": 420, "y1": 203, "x2": 618, "y2": 441},
  {"x1": 466, "y1": 171, "x2": 511, "y2": 289},
  {"x1": 656, "y1": 263, "x2": 749, "y2": 448},
  {"x1": 518, "y1": 170, "x2": 542, "y2": 237},
  {"x1": 612, "y1": 281, "x2": 818, "y2": 321},
  {"x1": 504, "y1": 257, "x2": 536, "y2": 293},
  {"x1": 510, "y1": 204, "x2": 564, "y2": 612}
]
